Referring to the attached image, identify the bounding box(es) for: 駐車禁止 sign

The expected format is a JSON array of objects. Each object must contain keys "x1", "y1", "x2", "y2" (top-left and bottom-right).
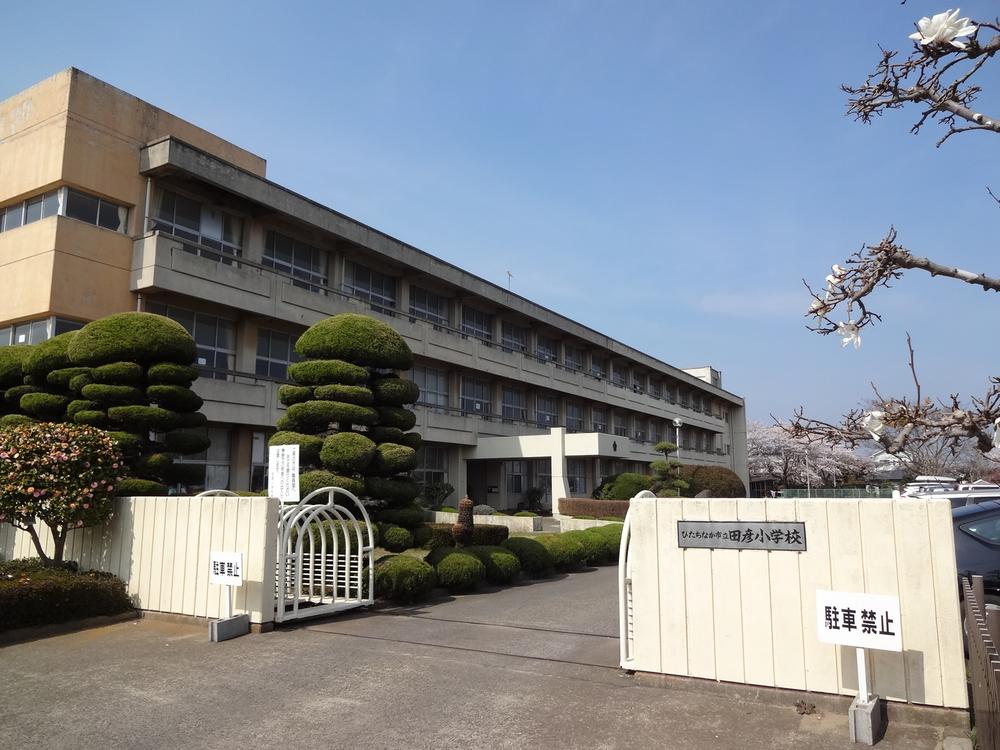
[
  {"x1": 815, "y1": 589, "x2": 902, "y2": 652},
  {"x1": 677, "y1": 521, "x2": 806, "y2": 551}
]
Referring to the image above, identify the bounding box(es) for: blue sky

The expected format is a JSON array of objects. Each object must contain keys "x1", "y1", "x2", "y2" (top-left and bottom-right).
[{"x1": 4, "y1": 1, "x2": 998, "y2": 423}]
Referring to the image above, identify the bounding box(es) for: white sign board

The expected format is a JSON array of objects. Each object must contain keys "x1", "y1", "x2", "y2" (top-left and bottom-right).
[
  {"x1": 816, "y1": 589, "x2": 902, "y2": 652},
  {"x1": 268, "y1": 444, "x2": 300, "y2": 504},
  {"x1": 209, "y1": 551, "x2": 244, "y2": 587}
]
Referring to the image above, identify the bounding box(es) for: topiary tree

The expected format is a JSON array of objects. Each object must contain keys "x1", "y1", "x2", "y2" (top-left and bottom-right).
[
  {"x1": 0, "y1": 423, "x2": 124, "y2": 565},
  {"x1": 65, "y1": 312, "x2": 207, "y2": 495},
  {"x1": 270, "y1": 313, "x2": 423, "y2": 509},
  {"x1": 17, "y1": 331, "x2": 84, "y2": 424},
  {"x1": 678, "y1": 465, "x2": 746, "y2": 498},
  {"x1": 649, "y1": 441, "x2": 688, "y2": 497},
  {"x1": 598, "y1": 472, "x2": 652, "y2": 500},
  {"x1": 0, "y1": 345, "x2": 34, "y2": 427}
]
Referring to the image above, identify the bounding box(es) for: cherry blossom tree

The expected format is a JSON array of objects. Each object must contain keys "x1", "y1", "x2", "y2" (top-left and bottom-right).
[
  {"x1": 790, "y1": 7, "x2": 1000, "y2": 460},
  {"x1": 748, "y1": 422, "x2": 872, "y2": 488}
]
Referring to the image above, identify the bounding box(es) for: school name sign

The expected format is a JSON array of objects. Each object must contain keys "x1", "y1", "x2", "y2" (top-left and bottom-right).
[{"x1": 677, "y1": 521, "x2": 807, "y2": 551}]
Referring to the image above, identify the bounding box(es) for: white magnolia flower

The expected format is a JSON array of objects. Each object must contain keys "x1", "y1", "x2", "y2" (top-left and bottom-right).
[
  {"x1": 836, "y1": 320, "x2": 861, "y2": 349},
  {"x1": 993, "y1": 417, "x2": 1000, "y2": 449},
  {"x1": 909, "y1": 9, "x2": 977, "y2": 49},
  {"x1": 831, "y1": 264, "x2": 847, "y2": 278},
  {"x1": 810, "y1": 299, "x2": 828, "y2": 316},
  {"x1": 862, "y1": 410, "x2": 885, "y2": 439}
]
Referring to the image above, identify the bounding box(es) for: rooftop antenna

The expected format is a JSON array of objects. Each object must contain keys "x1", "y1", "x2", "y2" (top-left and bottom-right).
[{"x1": 506, "y1": 270, "x2": 513, "y2": 290}]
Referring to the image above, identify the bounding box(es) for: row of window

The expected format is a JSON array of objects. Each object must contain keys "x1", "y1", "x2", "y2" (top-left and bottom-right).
[
  {"x1": 505, "y1": 458, "x2": 587, "y2": 495},
  {"x1": 0, "y1": 316, "x2": 84, "y2": 347},
  {"x1": 0, "y1": 187, "x2": 128, "y2": 235}
]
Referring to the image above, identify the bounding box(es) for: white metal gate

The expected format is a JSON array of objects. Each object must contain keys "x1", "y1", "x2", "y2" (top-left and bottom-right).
[
  {"x1": 275, "y1": 486, "x2": 375, "y2": 623},
  {"x1": 618, "y1": 490, "x2": 653, "y2": 667}
]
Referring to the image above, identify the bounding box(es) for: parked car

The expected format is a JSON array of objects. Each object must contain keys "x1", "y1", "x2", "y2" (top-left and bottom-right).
[
  {"x1": 953, "y1": 500, "x2": 1000, "y2": 612},
  {"x1": 913, "y1": 490, "x2": 1000, "y2": 509}
]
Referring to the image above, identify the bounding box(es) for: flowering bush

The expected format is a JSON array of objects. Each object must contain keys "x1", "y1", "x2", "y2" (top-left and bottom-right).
[{"x1": 0, "y1": 423, "x2": 124, "y2": 565}]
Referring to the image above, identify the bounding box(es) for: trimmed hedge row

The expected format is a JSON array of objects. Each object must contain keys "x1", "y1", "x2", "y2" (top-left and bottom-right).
[
  {"x1": 373, "y1": 555, "x2": 436, "y2": 604},
  {"x1": 558, "y1": 497, "x2": 629, "y2": 519},
  {"x1": 0, "y1": 562, "x2": 133, "y2": 631}
]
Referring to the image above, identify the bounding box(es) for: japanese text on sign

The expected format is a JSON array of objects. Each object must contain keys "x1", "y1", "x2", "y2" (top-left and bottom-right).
[
  {"x1": 268, "y1": 444, "x2": 300, "y2": 504},
  {"x1": 676, "y1": 521, "x2": 807, "y2": 551},
  {"x1": 815, "y1": 589, "x2": 902, "y2": 652},
  {"x1": 209, "y1": 551, "x2": 244, "y2": 587}
]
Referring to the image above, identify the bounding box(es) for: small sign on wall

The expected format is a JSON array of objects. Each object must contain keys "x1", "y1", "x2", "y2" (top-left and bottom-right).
[
  {"x1": 209, "y1": 551, "x2": 244, "y2": 587},
  {"x1": 268, "y1": 444, "x2": 299, "y2": 504},
  {"x1": 677, "y1": 521, "x2": 807, "y2": 551},
  {"x1": 815, "y1": 589, "x2": 902, "y2": 652}
]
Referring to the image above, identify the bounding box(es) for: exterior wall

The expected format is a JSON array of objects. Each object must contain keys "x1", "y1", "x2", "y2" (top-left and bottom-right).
[
  {"x1": 622, "y1": 496, "x2": 967, "y2": 709},
  {"x1": 425, "y1": 510, "x2": 543, "y2": 533},
  {"x1": 0, "y1": 495, "x2": 279, "y2": 624}
]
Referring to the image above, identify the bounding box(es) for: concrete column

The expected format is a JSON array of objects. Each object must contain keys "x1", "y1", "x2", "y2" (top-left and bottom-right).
[
  {"x1": 448, "y1": 446, "x2": 466, "y2": 502},
  {"x1": 329, "y1": 249, "x2": 344, "y2": 293},
  {"x1": 549, "y1": 427, "x2": 570, "y2": 516},
  {"x1": 448, "y1": 371, "x2": 462, "y2": 410},
  {"x1": 397, "y1": 277, "x2": 410, "y2": 315},
  {"x1": 230, "y1": 427, "x2": 253, "y2": 491},
  {"x1": 235, "y1": 318, "x2": 257, "y2": 373}
]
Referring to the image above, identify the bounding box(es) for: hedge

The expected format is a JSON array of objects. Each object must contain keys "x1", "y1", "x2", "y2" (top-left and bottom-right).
[
  {"x1": 295, "y1": 313, "x2": 414, "y2": 370},
  {"x1": 597, "y1": 472, "x2": 652, "y2": 500},
  {"x1": 561, "y1": 530, "x2": 613, "y2": 565},
  {"x1": 375, "y1": 406, "x2": 417, "y2": 431},
  {"x1": 500, "y1": 537, "x2": 554, "y2": 578},
  {"x1": 381, "y1": 525, "x2": 414, "y2": 552},
  {"x1": 432, "y1": 549, "x2": 485, "y2": 592},
  {"x1": 319, "y1": 432, "x2": 377, "y2": 474},
  {"x1": 116, "y1": 477, "x2": 168, "y2": 496},
  {"x1": 299, "y1": 470, "x2": 366, "y2": 499},
  {"x1": 379, "y1": 507, "x2": 427, "y2": 529},
  {"x1": 146, "y1": 362, "x2": 198, "y2": 385},
  {"x1": 0, "y1": 564, "x2": 133, "y2": 631},
  {"x1": 284, "y1": 400, "x2": 379, "y2": 431},
  {"x1": 68, "y1": 312, "x2": 196, "y2": 366},
  {"x1": 269, "y1": 431, "x2": 324, "y2": 466},
  {"x1": 19, "y1": 392, "x2": 70, "y2": 419},
  {"x1": 91, "y1": 362, "x2": 144, "y2": 384},
  {"x1": 277, "y1": 385, "x2": 313, "y2": 406},
  {"x1": 423, "y1": 523, "x2": 457, "y2": 550},
  {"x1": 559, "y1": 498, "x2": 630, "y2": 519},
  {"x1": 373, "y1": 555, "x2": 436, "y2": 604},
  {"x1": 146, "y1": 384, "x2": 204, "y2": 413},
  {"x1": 465, "y1": 545, "x2": 521, "y2": 585},
  {"x1": 313, "y1": 383, "x2": 374, "y2": 406},
  {"x1": 287, "y1": 359, "x2": 368, "y2": 386},
  {"x1": 0, "y1": 345, "x2": 33, "y2": 388},
  {"x1": 370, "y1": 376, "x2": 420, "y2": 406},
  {"x1": 22, "y1": 331, "x2": 77, "y2": 380},
  {"x1": 81, "y1": 383, "x2": 146, "y2": 405},
  {"x1": 514, "y1": 511, "x2": 539, "y2": 517},
  {"x1": 373, "y1": 442, "x2": 417, "y2": 475},
  {"x1": 470, "y1": 525, "x2": 509, "y2": 546},
  {"x1": 535, "y1": 533, "x2": 586, "y2": 571}
]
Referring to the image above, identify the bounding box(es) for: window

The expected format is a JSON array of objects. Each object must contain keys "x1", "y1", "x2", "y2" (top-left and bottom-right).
[
  {"x1": 567, "y1": 458, "x2": 587, "y2": 495},
  {"x1": 564, "y1": 346, "x2": 584, "y2": 371},
  {"x1": 413, "y1": 444, "x2": 448, "y2": 486},
  {"x1": 0, "y1": 189, "x2": 106, "y2": 235},
  {"x1": 960, "y1": 515, "x2": 1000, "y2": 544},
  {"x1": 536, "y1": 395, "x2": 559, "y2": 427},
  {"x1": 614, "y1": 413, "x2": 628, "y2": 437},
  {"x1": 506, "y1": 460, "x2": 528, "y2": 494},
  {"x1": 153, "y1": 189, "x2": 241, "y2": 262},
  {"x1": 174, "y1": 426, "x2": 232, "y2": 492},
  {"x1": 500, "y1": 321, "x2": 528, "y2": 352},
  {"x1": 250, "y1": 431, "x2": 270, "y2": 492},
  {"x1": 649, "y1": 380, "x2": 662, "y2": 399},
  {"x1": 256, "y1": 328, "x2": 301, "y2": 380},
  {"x1": 461, "y1": 306, "x2": 493, "y2": 341},
  {"x1": 63, "y1": 189, "x2": 127, "y2": 232},
  {"x1": 53, "y1": 318, "x2": 84, "y2": 336},
  {"x1": 592, "y1": 407, "x2": 608, "y2": 433},
  {"x1": 460, "y1": 377, "x2": 491, "y2": 414},
  {"x1": 634, "y1": 418, "x2": 647, "y2": 442},
  {"x1": 536, "y1": 335, "x2": 558, "y2": 362},
  {"x1": 413, "y1": 365, "x2": 448, "y2": 409},
  {"x1": 264, "y1": 230, "x2": 327, "y2": 293},
  {"x1": 651, "y1": 421, "x2": 663, "y2": 443},
  {"x1": 409, "y1": 286, "x2": 449, "y2": 326},
  {"x1": 632, "y1": 373, "x2": 645, "y2": 393},
  {"x1": 343, "y1": 260, "x2": 396, "y2": 309},
  {"x1": 502, "y1": 386, "x2": 527, "y2": 421},
  {"x1": 590, "y1": 356, "x2": 608, "y2": 379},
  {"x1": 147, "y1": 302, "x2": 235, "y2": 379},
  {"x1": 611, "y1": 364, "x2": 627, "y2": 388},
  {"x1": 565, "y1": 402, "x2": 584, "y2": 432},
  {"x1": 0, "y1": 316, "x2": 59, "y2": 346}
]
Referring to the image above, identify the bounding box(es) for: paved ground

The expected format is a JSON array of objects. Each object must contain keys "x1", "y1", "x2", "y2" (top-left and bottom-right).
[{"x1": 0, "y1": 566, "x2": 966, "y2": 750}]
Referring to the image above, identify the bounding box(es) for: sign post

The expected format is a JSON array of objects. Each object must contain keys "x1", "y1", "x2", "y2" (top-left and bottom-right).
[
  {"x1": 816, "y1": 589, "x2": 902, "y2": 745},
  {"x1": 209, "y1": 551, "x2": 249, "y2": 643}
]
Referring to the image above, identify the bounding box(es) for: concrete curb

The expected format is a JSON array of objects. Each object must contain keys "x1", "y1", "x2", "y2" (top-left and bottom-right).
[{"x1": 0, "y1": 610, "x2": 140, "y2": 647}]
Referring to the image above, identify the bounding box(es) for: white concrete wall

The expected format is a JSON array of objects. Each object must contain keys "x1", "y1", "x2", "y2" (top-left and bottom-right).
[
  {"x1": 623, "y1": 497, "x2": 967, "y2": 709},
  {"x1": 0, "y1": 496, "x2": 279, "y2": 624},
  {"x1": 426, "y1": 510, "x2": 543, "y2": 532},
  {"x1": 558, "y1": 516, "x2": 622, "y2": 532}
]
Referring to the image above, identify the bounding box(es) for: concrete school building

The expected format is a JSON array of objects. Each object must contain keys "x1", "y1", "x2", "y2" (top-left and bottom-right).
[{"x1": 0, "y1": 68, "x2": 748, "y2": 510}]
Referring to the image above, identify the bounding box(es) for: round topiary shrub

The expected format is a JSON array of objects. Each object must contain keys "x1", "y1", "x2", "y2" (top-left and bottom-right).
[
  {"x1": 22, "y1": 331, "x2": 77, "y2": 381},
  {"x1": 375, "y1": 406, "x2": 417, "y2": 431},
  {"x1": 319, "y1": 431, "x2": 377, "y2": 474},
  {"x1": 373, "y1": 555, "x2": 436, "y2": 604},
  {"x1": 269, "y1": 431, "x2": 324, "y2": 467},
  {"x1": 163, "y1": 430, "x2": 212, "y2": 455},
  {"x1": 411, "y1": 524, "x2": 432, "y2": 547},
  {"x1": 298, "y1": 470, "x2": 367, "y2": 499},
  {"x1": 536, "y1": 534, "x2": 586, "y2": 571},
  {"x1": 145, "y1": 362, "x2": 198, "y2": 385},
  {"x1": 0, "y1": 414, "x2": 34, "y2": 428},
  {"x1": 68, "y1": 373, "x2": 93, "y2": 394},
  {"x1": 365, "y1": 476, "x2": 419, "y2": 504},
  {"x1": 466, "y1": 545, "x2": 521, "y2": 585},
  {"x1": 277, "y1": 385, "x2": 313, "y2": 406},
  {"x1": 66, "y1": 399, "x2": 98, "y2": 420},
  {"x1": 106, "y1": 431, "x2": 143, "y2": 456},
  {"x1": 433, "y1": 549, "x2": 486, "y2": 592},
  {"x1": 174, "y1": 411, "x2": 208, "y2": 429},
  {"x1": 5, "y1": 385, "x2": 39, "y2": 406},
  {"x1": 372, "y1": 442, "x2": 417, "y2": 475},
  {"x1": 46, "y1": 367, "x2": 92, "y2": 389},
  {"x1": 116, "y1": 477, "x2": 168, "y2": 496},
  {"x1": 146, "y1": 384, "x2": 204, "y2": 412},
  {"x1": 381, "y1": 524, "x2": 415, "y2": 552},
  {"x1": 68, "y1": 312, "x2": 196, "y2": 366},
  {"x1": 81, "y1": 383, "x2": 145, "y2": 405},
  {"x1": 295, "y1": 313, "x2": 414, "y2": 370},
  {"x1": 369, "y1": 426, "x2": 405, "y2": 444},
  {"x1": 91, "y1": 362, "x2": 145, "y2": 384},
  {"x1": 287, "y1": 359, "x2": 368, "y2": 386},
  {"x1": 370, "y1": 376, "x2": 420, "y2": 405},
  {"x1": 19, "y1": 392, "x2": 70, "y2": 419},
  {"x1": 501, "y1": 537, "x2": 555, "y2": 578},
  {"x1": 561, "y1": 530, "x2": 607, "y2": 566},
  {"x1": 313, "y1": 383, "x2": 374, "y2": 406},
  {"x1": 285, "y1": 400, "x2": 379, "y2": 431},
  {"x1": 0, "y1": 345, "x2": 33, "y2": 389},
  {"x1": 107, "y1": 405, "x2": 177, "y2": 431},
  {"x1": 73, "y1": 410, "x2": 108, "y2": 427},
  {"x1": 473, "y1": 504, "x2": 496, "y2": 516},
  {"x1": 378, "y1": 506, "x2": 427, "y2": 529}
]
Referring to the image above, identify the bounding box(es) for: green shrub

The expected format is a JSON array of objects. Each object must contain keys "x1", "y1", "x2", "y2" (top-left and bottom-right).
[
  {"x1": 0, "y1": 567, "x2": 133, "y2": 631},
  {"x1": 164, "y1": 430, "x2": 212, "y2": 455},
  {"x1": 68, "y1": 312, "x2": 195, "y2": 366},
  {"x1": 313, "y1": 383, "x2": 375, "y2": 406},
  {"x1": 411, "y1": 524, "x2": 432, "y2": 547},
  {"x1": 465, "y1": 545, "x2": 521, "y2": 585},
  {"x1": 598, "y1": 472, "x2": 652, "y2": 500},
  {"x1": 423, "y1": 523, "x2": 456, "y2": 550},
  {"x1": 137, "y1": 452, "x2": 174, "y2": 476},
  {"x1": 299, "y1": 470, "x2": 366, "y2": 499},
  {"x1": 269, "y1": 431, "x2": 324, "y2": 466},
  {"x1": 22, "y1": 331, "x2": 77, "y2": 380},
  {"x1": 373, "y1": 555, "x2": 436, "y2": 604},
  {"x1": 4, "y1": 384, "x2": 39, "y2": 406},
  {"x1": 146, "y1": 362, "x2": 198, "y2": 385},
  {"x1": 501, "y1": 537, "x2": 555, "y2": 578},
  {"x1": 560, "y1": 498, "x2": 630, "y2": 519},
  {"x1": 303, "y1": 520, "x2": 377, "y2": 552},
  {"x1": 599, "y1": 516, "x2": 625, "y2": 522},
  {"x1": 320, "y1": 432, "x2": 376, "y2": 474},
  {"x1": 0, "y1": 345, "x2": 33, "y2": 389},
  {"x1": 91, "y1": 362, "x2": 144, "y2": 384},
  {"x1": 433, "y1": 549, "x2": 485, "y2": 592},
  {"x1": 439, "y1": 506, "x2": 458, "y2": 514},
  {"x1": 365, "y1": 476, "x2": 420, "y2": 505},
  {"x1": 295, "y1": 313, "x2": 414, "y2": 370},
  {"x1": 81, "y1": 383, "x2": 145, "y2": 405},
  {"x1": 19, "y1": 392, "x2": 70, "y2": 419},
  {"x1": 146, "y1": 384, "x2": 203, "y2": 412},
  {"x1": 373, "y1": 442, "x2": 417, "y2": 475},
  {"x1": 573, "y1": 515, "x2": 596, "y2": 520},
  {"x1": 285, "y1": 400, "x2": 379, "y2": 431},
  {"x1": 174, "y1": 411, "x2": 208, "y2": 429},
  {"x1": 0, "y1": 414, "x2": 34, "y2": 428},
  {"x1": 514, "y1": 511, "x2": 538, "y2": 517},
  {"x1": 561, "y1": 530, "x2": 609, "y2": 565},
  {"x1": 375, "y1": 406, "x2": 417, "y2": 431},
  {"x1": 73, "y1": 410, "x2": 108, "y2": 427},
  {"x1": 398, "y1": 432, "x2": 422, "y2": 450},
  {"x1": 369, "y1": 426, "x2": 405, "y2": 443},
  {"x1": 370, "y1": 376, "x2": 420, "y2": 405},
  {"x1": 287, "y1": 359, "x2": 368, "y2": 386},
  {"x1": 106, "y1": 431, "x2": 144, "y2": 456},
  {"x1": 107, "y1": 405, "x2": 177, "y2": 431},
  {"x1": 68, "y1": 373, "x2": 93, "y2": 394},
  {"x1": 678, "y1": 465, "x2": 747, "y2": 498},
  {"x1": 470, "y1": 525, "x2": 509, "y2": 546},
  {"x1": 381, "y1": 525, "x2": 414, "y2": 552},
  {"x1": 277, "y1": 385, "x2": 313, "y2": 406},
  {"x1": 66, "y1": 399, "x2": 98, "y2": 420},
  {"x1": 379, "y1": 506, "x2": 427, "y2": 529},
  {"x1": 46, "y1": 367, "x2": 92, "y2": 389},
  {"x1": 536, "y1": 533, "x2": 585, "y2": 571},
  {"x1": 116, "y1": 477, "x2": 168, "y2": 495}
]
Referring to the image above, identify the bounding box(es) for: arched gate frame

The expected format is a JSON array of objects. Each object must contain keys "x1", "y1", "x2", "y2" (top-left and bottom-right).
[{"x1": 275, "y1": 487, "x2": 375, "y2": 623}]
